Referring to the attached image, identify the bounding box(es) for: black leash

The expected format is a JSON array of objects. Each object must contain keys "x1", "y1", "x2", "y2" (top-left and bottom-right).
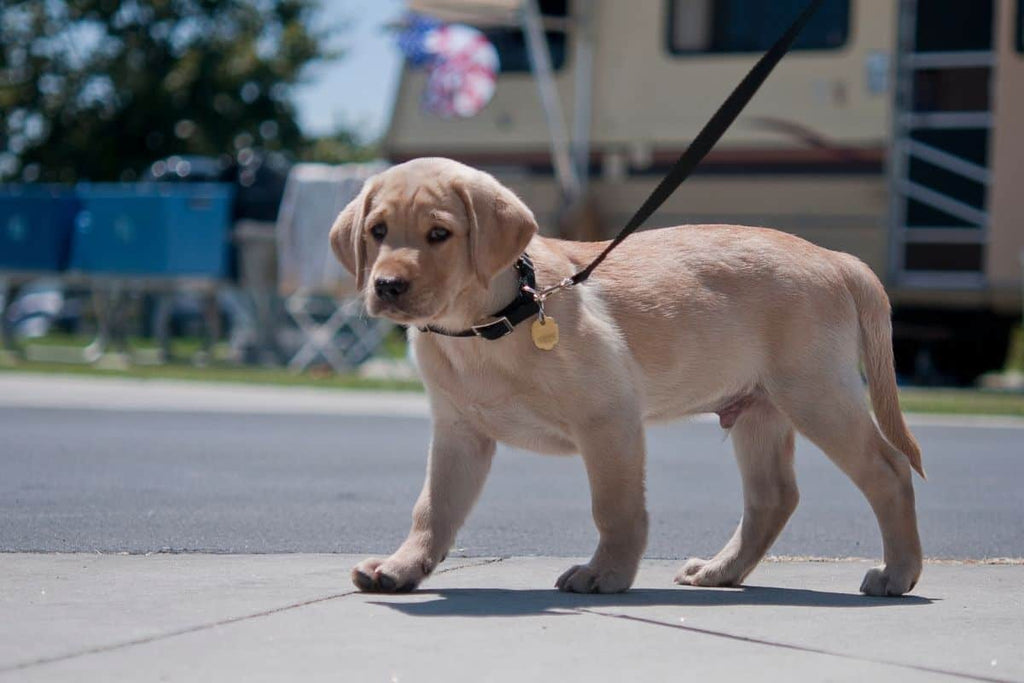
[
  {"x1": 555, "y1": 0, "x2": 826, "y2": 291},
  {"x1": 424, "y1": 0, "x2": 824, "y2": 341}
]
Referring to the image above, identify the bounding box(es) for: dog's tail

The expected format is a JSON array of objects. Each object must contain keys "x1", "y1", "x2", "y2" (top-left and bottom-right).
[{"x1": 841, "y1": 256, "x2": 925, "y2": 479}]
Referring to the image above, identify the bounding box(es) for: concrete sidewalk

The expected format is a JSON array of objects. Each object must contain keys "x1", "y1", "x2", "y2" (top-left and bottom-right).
[
  {"x1": 1, "y1": 554, "x2": 1020, "y2": 682},
  {"x1": 4, "y1": 372, "x2": 1024, "y2": 429},
  {"x1": 0, "y1": 373, "x2": 430, "y2": 417}
]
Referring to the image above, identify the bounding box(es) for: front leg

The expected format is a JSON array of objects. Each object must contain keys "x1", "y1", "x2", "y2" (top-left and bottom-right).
[
  {"x1": 557, "y1": 412, "x2": 648, "y2": 593},
  {"x1": 353, "y1": 417, "x2": 495, "y2": 593}
]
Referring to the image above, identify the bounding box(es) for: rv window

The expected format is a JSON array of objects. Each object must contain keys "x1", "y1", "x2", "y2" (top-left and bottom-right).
[
  {"x1": 485, "y1": 0, "x2": 568, "y2": 73},
  {"x1": 667, "y1": 0, "x2": 850, "y2": 55},
  {"x1": 1018, "y1": 0, "x2": 1023, "y2": 52},
  {"x1": 915, "y1": 1, "x2": 992, "y2": 52},
  {"x1": 903, "y1": 244, "x2": 983, "y2": 272}
]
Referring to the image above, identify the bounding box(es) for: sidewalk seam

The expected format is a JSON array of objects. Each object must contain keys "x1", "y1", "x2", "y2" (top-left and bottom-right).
[
  {"x1": 0, "y1": 556, "x2": 505, "y2": 675},
  {"x1": 436, "y1": 556, "x2": 506, "y2": 576},
  {"x1": 575, "y1": 608, "x2": 1014, "y2": 683},
  {"x1": 0, "y1": 589, "x2": 356, "y2": 675}
]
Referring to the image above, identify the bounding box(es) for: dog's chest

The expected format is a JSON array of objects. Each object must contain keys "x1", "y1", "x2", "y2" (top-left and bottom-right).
[
  {"x1": 479, "y1": 406, "x2": 576, "y2": 454},
  {"x1": 438, "y1": 369, "x2": 578, "y2": 454}
]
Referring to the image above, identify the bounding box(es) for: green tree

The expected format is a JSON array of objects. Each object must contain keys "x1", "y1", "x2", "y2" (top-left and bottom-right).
[
  {"x1": 0, "y1": 0, "x2": 333, "y2": 182},
  {"x1": 301, "y1": 128, "x2": 378, "y2": 165}
]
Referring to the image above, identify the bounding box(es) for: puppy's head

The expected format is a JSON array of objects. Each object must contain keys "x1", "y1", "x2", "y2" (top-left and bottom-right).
[{"x1": 329, "y1": 158, "x2": 537, "y2": 325}]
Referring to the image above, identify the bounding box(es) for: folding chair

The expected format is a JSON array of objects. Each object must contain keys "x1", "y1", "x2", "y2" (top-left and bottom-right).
[
  {"x1": 283, "y1": 293, "x2": 391, "y2": 372},
  {"x1": 275, "y1": 162, "x2": 392, "y2": 373}
]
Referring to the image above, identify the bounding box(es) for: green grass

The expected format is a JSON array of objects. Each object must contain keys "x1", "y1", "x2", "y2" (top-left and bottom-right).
[
  {"x1": 1, "y1": 331, "x2": 422, "y2": 391},
  {"x1": 0, "y1": 358, "x2": 423, "y2": 391},
  {"x1": 898, "y1": 387, "x2": 1024, "y2": 417},
  {"x1": 22, "y1": 329, "x2": 412, "y2": 359},
  {"x1": 26, "y1": 332, "x2": 163, "y2": 349}
]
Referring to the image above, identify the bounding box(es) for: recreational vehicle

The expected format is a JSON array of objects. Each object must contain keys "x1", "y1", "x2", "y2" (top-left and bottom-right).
[{"x1": 386, "y1": 0, "x2": 1024, "y2": 383}]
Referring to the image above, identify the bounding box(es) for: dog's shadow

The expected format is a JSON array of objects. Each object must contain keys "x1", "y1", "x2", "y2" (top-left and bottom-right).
[{"x1": 368, "y1": 585, "x2": 933, "y2": 618}]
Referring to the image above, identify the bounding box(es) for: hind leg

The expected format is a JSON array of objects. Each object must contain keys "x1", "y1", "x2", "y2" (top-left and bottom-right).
[
  {"x1": 773, "y1": 371, "x2": 922, "y2": 596},
  {"x1": 676, "y1": 398, "x2": 798, "y2": 587}
]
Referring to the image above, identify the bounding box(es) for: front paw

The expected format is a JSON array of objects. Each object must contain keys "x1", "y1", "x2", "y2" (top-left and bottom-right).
[
  {"x1": 351, "y1": 555, "x2": 435, "y2": 593},
  {"x1": 555, "y1": 562, "x2": 635, "y2": 594},
  {"x1": 674, "y1": 557, "x2": 743, "y2": 587},
  {"x1": 859, "y1": 564, "x2": 920, "y2": 597}
]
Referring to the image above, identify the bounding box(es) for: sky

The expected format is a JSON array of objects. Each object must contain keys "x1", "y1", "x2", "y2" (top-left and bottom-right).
[{"x1": 291, "y1": 0, "x2": 408, "y2": 142}]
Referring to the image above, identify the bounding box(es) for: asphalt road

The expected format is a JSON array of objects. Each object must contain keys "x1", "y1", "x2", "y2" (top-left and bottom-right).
[{"x1": 1, "y1": 406, "x2": 1022, "y2": 559}]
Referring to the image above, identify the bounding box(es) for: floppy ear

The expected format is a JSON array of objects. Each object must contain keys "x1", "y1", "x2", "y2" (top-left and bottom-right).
[
  {"x1": 329, "y1": 180, "x2": 376, "y2": 290},
  {"x1": 455, "y1": 174, "x2": 538, "y2": 288}
]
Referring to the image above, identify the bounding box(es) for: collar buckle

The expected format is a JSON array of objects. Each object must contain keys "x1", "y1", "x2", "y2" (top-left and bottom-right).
[
  {"x1": 421, "y1": 254, "x2": 537, "y2": 340},
  {"x1": 471, "y1": 316, "x2": 514, "y2": 340}
]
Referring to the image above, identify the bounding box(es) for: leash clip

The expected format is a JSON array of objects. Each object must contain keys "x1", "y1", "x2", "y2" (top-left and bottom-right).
[
  {"x1": 522, "y1": 277, "x2": 574, "y2": 324},
  {"x1": 522, "y1": 276, "x2": 574, "y2": 303}
]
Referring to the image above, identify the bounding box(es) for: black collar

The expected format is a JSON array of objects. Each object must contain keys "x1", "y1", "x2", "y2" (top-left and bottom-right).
[{"x1": 420, "y1": 254, "x2": 539, "y2": 340}]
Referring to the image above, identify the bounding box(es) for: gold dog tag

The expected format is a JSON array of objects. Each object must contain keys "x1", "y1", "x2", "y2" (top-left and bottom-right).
[{"x1": 531, "y1": 317, "x2": 559, "y2": 350}]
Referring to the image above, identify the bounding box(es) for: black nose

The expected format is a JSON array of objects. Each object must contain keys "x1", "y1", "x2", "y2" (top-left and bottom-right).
[{"x1": 374, "y1": 277, "x2": 409, "y2": 302}]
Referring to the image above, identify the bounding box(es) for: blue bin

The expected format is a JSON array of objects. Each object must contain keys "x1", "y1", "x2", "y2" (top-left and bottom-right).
[
  {"x1": 70, "y1": 183, "x2": 234, "y2": 278},
  {"x1": 0, "y1": 185, "x2": 79, "y2": 272}
]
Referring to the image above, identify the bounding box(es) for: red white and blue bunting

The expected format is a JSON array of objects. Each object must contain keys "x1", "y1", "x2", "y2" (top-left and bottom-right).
[{"x1": 397, "y1": 14, "x2": 500, "y2": 118}]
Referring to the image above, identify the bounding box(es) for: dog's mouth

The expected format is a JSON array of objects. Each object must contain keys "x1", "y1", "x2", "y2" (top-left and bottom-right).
[
  {"x1": 367, "y1": 298, "x2": 409, "y2": 321},
  {"x1": 366, "y1": 295, "x2": 433, "y2": 325}
]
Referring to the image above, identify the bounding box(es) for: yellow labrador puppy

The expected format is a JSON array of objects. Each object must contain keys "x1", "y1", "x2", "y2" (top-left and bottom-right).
[{"x1": 330, "y1": 157, "x2": 924, "y2": 596}]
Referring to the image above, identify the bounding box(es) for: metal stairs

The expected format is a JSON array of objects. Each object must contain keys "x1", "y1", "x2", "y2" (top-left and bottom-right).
[{"x1": 888, "y1": 0, "x2": 995, "y2": 289}]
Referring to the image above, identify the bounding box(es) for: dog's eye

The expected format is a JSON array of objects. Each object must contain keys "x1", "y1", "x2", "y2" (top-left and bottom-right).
[
  {"x1": 369, "y1": 223, "x2": 387, "y2": 242},
  {"x1": 427, "y1": 226, "x2": 451, "y2": 244}
]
